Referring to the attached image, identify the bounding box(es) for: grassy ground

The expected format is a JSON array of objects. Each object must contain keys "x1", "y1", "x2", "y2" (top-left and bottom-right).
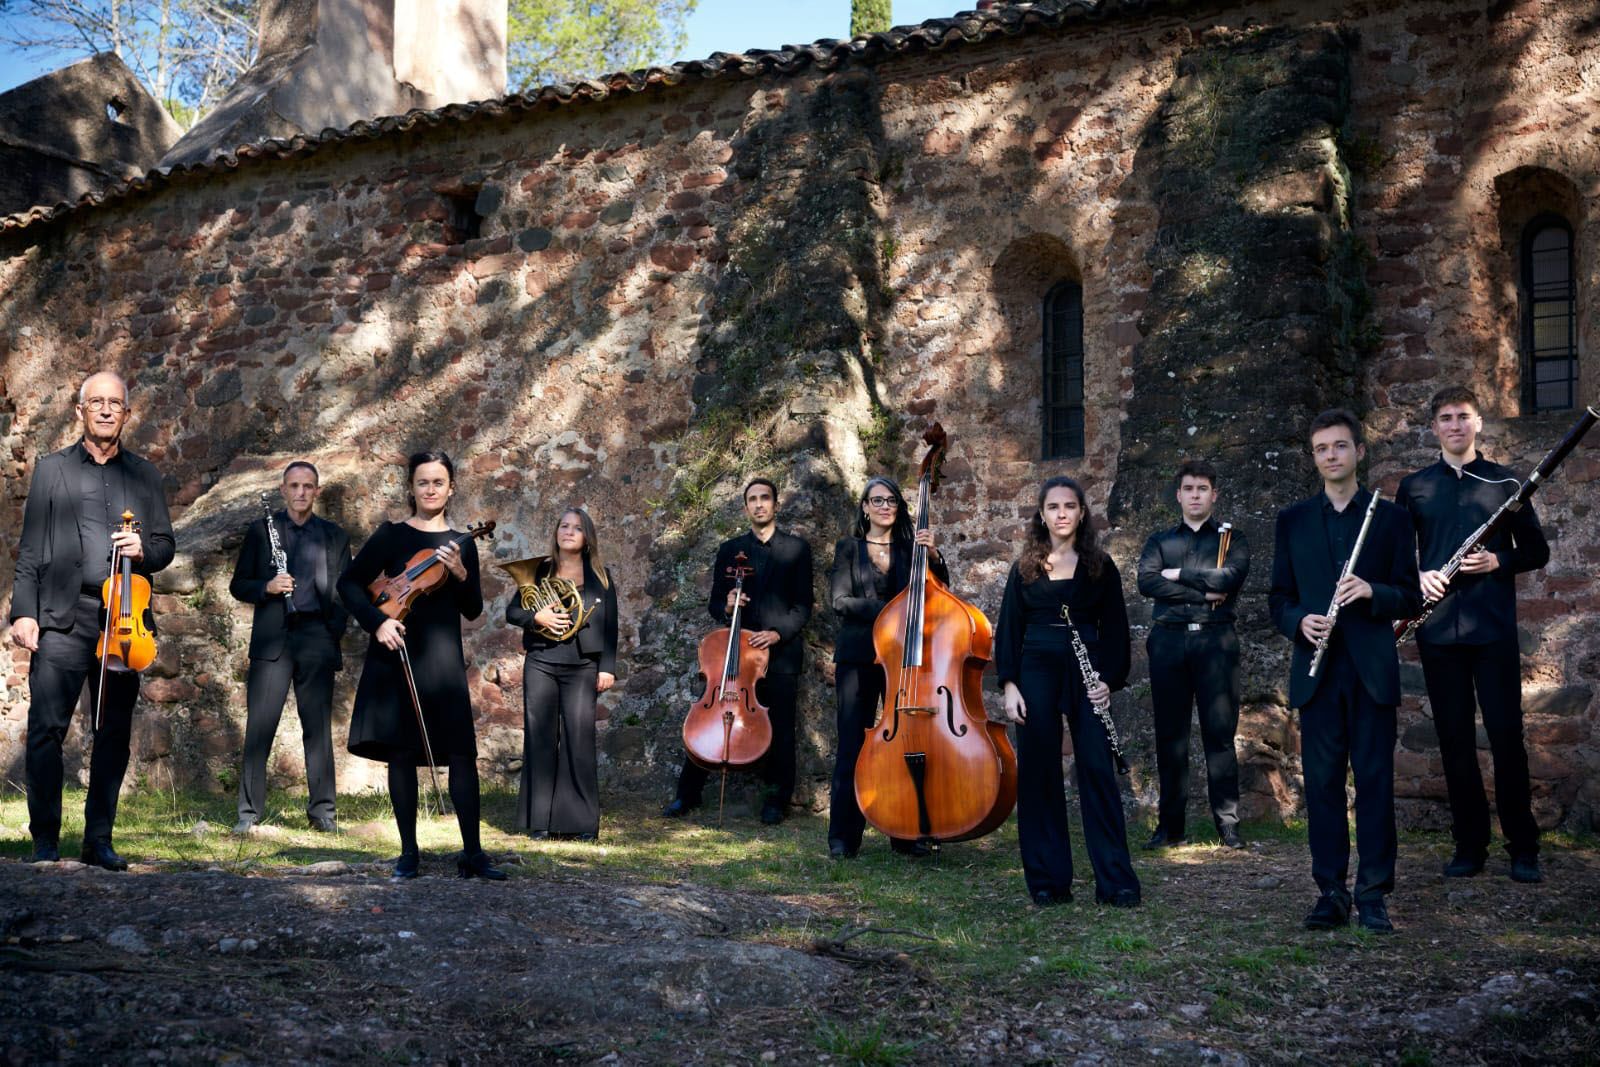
[{"x1": 2, "y1": 786, "x2": 1597, "y2": 1063}]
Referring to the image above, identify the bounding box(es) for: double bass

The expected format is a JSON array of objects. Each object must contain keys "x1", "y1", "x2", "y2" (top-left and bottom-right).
[
  {"x1": 95, "y1": 509, "x2": 156, "y2": 729},
  {"x1": 683, "y1": 553, "x2": 773, "y2": 820},
  {"x1": 854, "y1": 425, "x2": 1018, "y2": 844}
]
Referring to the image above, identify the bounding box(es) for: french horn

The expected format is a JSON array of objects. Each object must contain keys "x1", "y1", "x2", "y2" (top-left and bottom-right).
[{"x1": 498, "y1": 556, "x2": 592, "y2": 641}]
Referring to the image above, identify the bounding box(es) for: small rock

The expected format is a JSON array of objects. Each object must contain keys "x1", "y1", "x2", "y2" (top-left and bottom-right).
[
  {"x1": 218, "y1": 937, "x2": 240, "y2": 954},
  {"x1": 1254, "y1": 875, "x2": 1283, "y2": 890},
  {"x1": 1481, "y1": 974, "x2": 1521, "y2": 996},
  {"x1": 1129, "y1": 1000, "x2": 1151, "y2": 1016},
  {"x1": 1447, "y1": 889, "x2": 1479, "y2": 906},
  {"x1": 105, "y1": 925, "x2": 149, "y2": 955},
  {"x1": 760, "y1": 1053, "x2": 777, "y2": 1063},
  {"x1": 398, "y1": 930, "x2": 416, "y2": 940},
  {"x1": 292, "y1": 860, "x2": 351, "y2": 877},
  {"x1": 1179, "y1": 1003, "x2": 1206, "y2": 1020},
  {"x1": 240, "y1": 938, "x2": 259, "y2": 953},
  {"x1": 190, "y1": 821, "x2": 211, "y2": 837}
]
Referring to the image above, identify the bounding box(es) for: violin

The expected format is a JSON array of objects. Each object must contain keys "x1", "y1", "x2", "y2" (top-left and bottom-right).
[
  {"x1": 683, "y1": 555, "x2": 774, "y2": 779},
  {"x1": 367, "y1": 520, "x2": 496, "y2": 620},
  {"x1": 854, "y1": 425, "x2": 1018, "y2": 845},
  {"x1": 95, "y1": 510, "x2": 156, "y2": 728}
]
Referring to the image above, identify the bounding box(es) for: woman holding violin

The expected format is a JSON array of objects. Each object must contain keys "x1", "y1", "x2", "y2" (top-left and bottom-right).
[
  {"x1": 827, "y1": 476, "x2": 947, "y2": 859},
  {"x1": 995, "y1": 476, "x2": 1139, "y2": 908},
  {"x1": 508, "y1": 508, "x2": 618, "y2": 841},
  {"x1": 339, "y1": 450, "x2": 504, "y2": 881}
]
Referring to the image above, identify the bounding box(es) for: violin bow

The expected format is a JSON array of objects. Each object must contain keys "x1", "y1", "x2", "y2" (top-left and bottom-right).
[
  {"x1": 93, "y1": 538, "x2": 121, "y2": 733},
  {"x1": 396, "y1": 642, "x2": 450, "y2": 817},
  {"x1": 717, "y1": 553, "x2": 755, "y2": 830}
]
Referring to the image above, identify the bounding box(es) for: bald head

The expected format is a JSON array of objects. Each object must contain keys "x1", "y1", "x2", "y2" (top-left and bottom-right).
[{"x1": 78, "y1": 371, "x2": 129, "y2": 407}]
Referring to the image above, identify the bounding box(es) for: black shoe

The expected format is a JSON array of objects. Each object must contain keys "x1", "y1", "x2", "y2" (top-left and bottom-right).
[
  {"x1": 308, "y1": 815, "x2": 337, "y2": 833},
  {"x1": 1303, "y1": 889, "x2": 1351, "y2": 930},
  {"x1": 828, "y1": 839, "x2": 858, "y2": 860},
  {"x1": 1510, "y1": 854, "x2": 1543, "y2": 884},
  {"x1": 660, "y1": 797, "x2": 700, "y2": 818},
  {"x1": 457, "y1": 850, "x2": 508, "y2": 881},
  {"x1": 1219, "y1": 825, "x2": 1245, "y2": 850},
  {"x1": 30, "y1": 842, "x2": 59, "y2": 863},
  {"x1": 1443, "y1": 851, "x2": 1486, "y2": 878},
  {"x1": 392, "y1": 852, "x2": 420, "y2": 880},
  {"x1": 1142, "y1": 828, "x2": 1186, "y2": 850},
  {"x1": 890, "y1": 839, "x2": 933, "y2": 858},
  {"x1": 1098, "y1": 888, "x2": 1141, "y2": 908},
  {"x1": 1032, "y1": 888, "x2": 1071, "y2": 907},
  {"x1": 759, "y1": 802, "x2": 785, "y2": 825},
  {"x1": 79, "y1": 840, "x2": 129, "y2": 872},
  {"x1": 1356, "y1": 898, "x2": 1394, "y2": 934}
]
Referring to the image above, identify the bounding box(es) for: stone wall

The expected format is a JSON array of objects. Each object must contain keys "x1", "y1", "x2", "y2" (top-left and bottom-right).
[{"x1": 2, "y1": 0, "x2": 1596, "y2": 831}]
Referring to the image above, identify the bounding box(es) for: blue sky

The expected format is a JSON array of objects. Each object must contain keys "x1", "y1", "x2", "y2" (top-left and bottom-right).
[{"x1": 0, "y1": 0, "x2": 972, "y2": 96}]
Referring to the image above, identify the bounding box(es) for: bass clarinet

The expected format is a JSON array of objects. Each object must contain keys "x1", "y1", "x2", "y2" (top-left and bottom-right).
[
  {"x1": 1308, "y1": 490, "x2": 1382, "y2": 678},
  {"x1": 259, "y1": 491, "x2": 296, "y2": 616},
  {"x1": 1061, "y1": 605, "x2": 1130, "y2": 775}
]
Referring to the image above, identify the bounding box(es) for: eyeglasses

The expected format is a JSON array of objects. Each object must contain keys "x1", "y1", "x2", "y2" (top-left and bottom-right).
[
  {"x1": 82, "y1": 398, "x2": 127, "y2": 413},
  {"x1": 866, "y1": 496, "x2": 897, "y2": 508}
]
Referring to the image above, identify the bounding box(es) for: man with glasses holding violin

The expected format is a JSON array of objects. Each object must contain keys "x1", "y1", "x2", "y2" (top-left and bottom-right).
[{"x1": 9, "y1": 371, "x2": 174, "y2": 870}]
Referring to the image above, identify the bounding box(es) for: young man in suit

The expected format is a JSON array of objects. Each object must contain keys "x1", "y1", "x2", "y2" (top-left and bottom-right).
[
  {"x1": 1397, "y1": 386, "x2": 1548, "y2": 883},
  {"x1": 663, "y1": 478, "x2": 814, "y2": 825},
  {"x1": 229, "y1": 461, "x2": 353, "y2": 834},
  {"x1": 10, "y1": 371, "x2": 176, "y2": 869},
  {"x1": 1269, "y1": 409, "x2": 1421, "y2": 933}
]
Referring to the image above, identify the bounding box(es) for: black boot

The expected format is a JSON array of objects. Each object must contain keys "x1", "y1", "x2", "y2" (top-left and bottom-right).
[{"x1": 457, "y1": 850, "x2": 507, "y2": 881}]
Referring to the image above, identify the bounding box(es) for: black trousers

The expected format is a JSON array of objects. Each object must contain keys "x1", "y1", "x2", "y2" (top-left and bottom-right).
[
  {"x1": 1299, "y1": 642, "x2": 1397, "y2": 903},
  {"x1": 237, "y1": 624, "x2": 340, "y2": 824},
  {"x1": 1147, "y1": 624, "x2": 1241, "y2": 837},
  {"x1": 517, "y1": 656, "x2": 600, "y2": 836},
  {"x1": 1418, "y1": 637, "x2": 1539, "y2": 858},
  {"x1": 1015, "y1": 646, "x2": 1139, "y2": 902},
  {"x1": 25, "y1": 594, "x2": 140, "y2": 846},
  {"x1": 828, "y1": 661, "x2": 880, "y2": 850},
  {"x1": 676, "y1": 672, "x2": 799, "y2": 808}
]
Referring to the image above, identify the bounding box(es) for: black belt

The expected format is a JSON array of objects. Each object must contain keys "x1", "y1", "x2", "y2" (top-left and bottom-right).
[{"x1": 1153, "y1": 618, "x2": 1233, "y2": 632}]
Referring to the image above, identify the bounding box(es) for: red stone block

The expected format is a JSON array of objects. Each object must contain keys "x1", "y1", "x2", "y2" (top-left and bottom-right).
[
  {"x1": 366, "y1": 273, "x2": 393, "y2": 291},
  {"x1": 561, "y1": 210, "x2": 599, "y2": 229},
  {"x1": 667, "y1": 191, "x2": 703, "y2": 210},
  {"x1": 681, "y1": 169, "x2": 727, "y2": 189},
  {"x1": 151, "y1": 314, "x2": 183, "y2": 337},
  {"x1": 649, "y1": 244, "x2": 695, "y2": 272}
]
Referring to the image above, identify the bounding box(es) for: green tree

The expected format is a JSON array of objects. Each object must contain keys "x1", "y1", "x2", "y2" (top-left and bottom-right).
[
  {"x1": 506, "y1": 0, "x2": 697, "y2": 91},
  {"x1": 850, "y1": 0, "x2": 891, "y2": 37}
]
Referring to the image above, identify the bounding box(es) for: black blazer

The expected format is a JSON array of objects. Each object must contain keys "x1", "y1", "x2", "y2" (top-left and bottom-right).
[
  {"x1": 11, "y1": 443, "x2": 175, "y2": 629},
  {"x1": 829, "y1": 536, "x2": 949, "y2": 664},
  {"x1": 228, "y1": 512, "x2": 353, "y2": 665},
  {"x1": 994, "y1": 557, "x2": 1132, "y2": 693},
  {"x1": 1268, "y1": 488, "x2": 1422, "y2": 709},
  {"x1": 708, "y1": 530, "x2": 813, "y2": 676},
  {"x1": 506, "y1": 560, "x2": 619, "y2": 674}
]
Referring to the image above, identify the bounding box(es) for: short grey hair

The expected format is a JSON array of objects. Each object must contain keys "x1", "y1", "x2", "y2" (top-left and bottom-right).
[{"x1": 78, "y1": 371, "x2": 130, "y2": 406}]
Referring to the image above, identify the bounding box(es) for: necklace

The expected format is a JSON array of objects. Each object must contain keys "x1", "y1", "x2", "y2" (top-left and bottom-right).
[{"x1": 866, "y1": 538, "x2": 892, "y2": 546}]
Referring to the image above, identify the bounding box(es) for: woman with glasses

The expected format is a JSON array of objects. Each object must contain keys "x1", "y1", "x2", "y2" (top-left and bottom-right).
[{"x1": 826, "y1": 476, "x2": 947, "y2": 859}]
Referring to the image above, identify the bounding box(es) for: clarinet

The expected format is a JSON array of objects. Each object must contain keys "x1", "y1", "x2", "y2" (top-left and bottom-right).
[
  {"x1": 259, "y1": 491, "x2": 297, "y2": 616},
  {"x1": 1061, "y1": 605, "x2": 1130, "y2": 775},
  {"x1": 1396, "y1": 404, "x2": 1599, "y2": 643},
  {"x1": 1307, "y1": 490, "x2": 1382, "y2": 678}
]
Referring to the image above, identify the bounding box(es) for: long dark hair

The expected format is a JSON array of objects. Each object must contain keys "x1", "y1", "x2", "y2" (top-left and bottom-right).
[
  {"x1": 1018, "y1": 476, "x2": 1105, "y2": 582},
  {"x1": 851, "y1": 475, "x2": 914, "y2": 545},
  {"x1": 405, "y1": 449, "x2": 455, "y2": 515},
  {"x1": 546, "y1": 506, "x2": 610, "y2": 589}
]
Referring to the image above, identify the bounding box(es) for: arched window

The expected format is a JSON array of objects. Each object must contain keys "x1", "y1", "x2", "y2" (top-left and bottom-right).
[
  {"x1": 1042, "y1": 280, "x2": 1084, "y2": 458},
  {"x1": 1522, "y1": 215, "x2": 1577, "y2": 411}
]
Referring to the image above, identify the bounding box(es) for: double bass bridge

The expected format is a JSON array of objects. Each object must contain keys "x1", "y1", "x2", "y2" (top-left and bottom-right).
[{"x1": 880, "y1": 685, "x2": 966, "y2": 741}]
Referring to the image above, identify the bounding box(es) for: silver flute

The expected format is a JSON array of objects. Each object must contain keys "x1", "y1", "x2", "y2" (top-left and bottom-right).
[
  {"x1": 259, "y1": 491, "x2": 297, "y2": 615},
  {"x1": 1307, "y1": 490, "x2": 1381, "y2": 678},
  {"x1": 1061, "y1": 605, "x2": 1130, "y2": 775}
]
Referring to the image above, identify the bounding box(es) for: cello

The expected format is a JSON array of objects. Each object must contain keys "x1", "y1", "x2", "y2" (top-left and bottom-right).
[
  {"x1": 95, "y1": 510, "x2": 156, "y2": 730},
  {"x1": 683, "y1": 553, "x2": 773, "y2": 822},
  {"x1": 854, "y1": 425, "x2": 1018, "y2": 845}
]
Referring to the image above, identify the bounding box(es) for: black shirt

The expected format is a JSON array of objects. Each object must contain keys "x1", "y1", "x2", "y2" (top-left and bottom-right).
[
  {"x1": 1321, "y1": 491, "x2": 1365, "y2": 569},
  {"x1": 1396, "y1": 456, "x2": 1549, "y2": 645},
  {"x1": 75, "y1": 443, "x2": 139, "y2": 585},
  {"x1": 994, "y1": 557, "x2": 1132, "y2": 692},
  {"x1": 282, "y1": 513, "x2": 324, "y2": 614},
  {"x1": 708, "y1": 529, "x2": 814, "y2": 676},
  {"x1": 1135, "y1": 517, "x2": 1250, "y2": 624}
]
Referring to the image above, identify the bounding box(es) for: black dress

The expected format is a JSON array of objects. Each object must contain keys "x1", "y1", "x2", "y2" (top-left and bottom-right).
[
  {"x1": 340, "y1": 522, "x2": 484, "y2": 766},
  {"x1": 994, "y1": 557, "x2": 1139, "y2": 904}
]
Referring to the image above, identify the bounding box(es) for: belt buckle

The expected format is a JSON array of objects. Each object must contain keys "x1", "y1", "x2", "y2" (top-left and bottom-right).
[{"x1": 1186, "y1": 622, "x2": 1202, "y2": 632}]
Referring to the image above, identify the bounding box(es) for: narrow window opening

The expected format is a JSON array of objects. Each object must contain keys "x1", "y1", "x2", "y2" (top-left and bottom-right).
[
  {"x1": 1521, "y1": 215, "x2": 1577, "y2": 412},
  {"x1": 444, "y1": 192, "x2": 484, "y2": 243},
  {"x1": 1042, "y1": 280, "x2": 1085, "y2": 459}
]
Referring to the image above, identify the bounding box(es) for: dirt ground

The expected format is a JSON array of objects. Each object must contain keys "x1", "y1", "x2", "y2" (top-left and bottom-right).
[{"x1": 1, "y1": 810, "x2": 1596, "y2": 1065}]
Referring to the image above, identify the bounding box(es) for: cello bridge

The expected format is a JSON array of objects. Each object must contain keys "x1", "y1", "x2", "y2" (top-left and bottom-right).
[{"x1": 899, "y1": 705, "x2": 937, "y2": 717}]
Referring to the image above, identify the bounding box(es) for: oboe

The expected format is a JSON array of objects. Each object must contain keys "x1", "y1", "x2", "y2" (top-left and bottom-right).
[
  {"x1": 1061, "y1": 605, "x2": 1130, "y2": 775},
  {"x1": 1307, "y1": 490, "x2": 1381, "y2": 678},
  {"x1": 259, "y1": 491, "x2": 297, "y2": 615}
]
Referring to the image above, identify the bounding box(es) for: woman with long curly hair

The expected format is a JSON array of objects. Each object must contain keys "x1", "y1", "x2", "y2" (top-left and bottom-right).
[{"x1": 994, "y1": 476, "x2": 1139, "y2": 908}]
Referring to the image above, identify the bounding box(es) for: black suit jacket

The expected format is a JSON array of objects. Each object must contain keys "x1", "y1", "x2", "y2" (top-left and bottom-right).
[
  {"x1": 1268, "y1": 488, "x2": 1422, "y2": 708},
  {"x1": 708, "y1": 530, "x2": 813, "y2": 676},
  {"x1": 506, "y1": 560, "x2": 620, "y2": 674},
  {"x1": 11, "y1": 442, "x2": 175, "y2": 629},
  {"x1": 229, "y1": 512, "x2": 352, "y2": 665},
  {"x1": 829, "y1": 536, "x2": 949, "y2": 664}
]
